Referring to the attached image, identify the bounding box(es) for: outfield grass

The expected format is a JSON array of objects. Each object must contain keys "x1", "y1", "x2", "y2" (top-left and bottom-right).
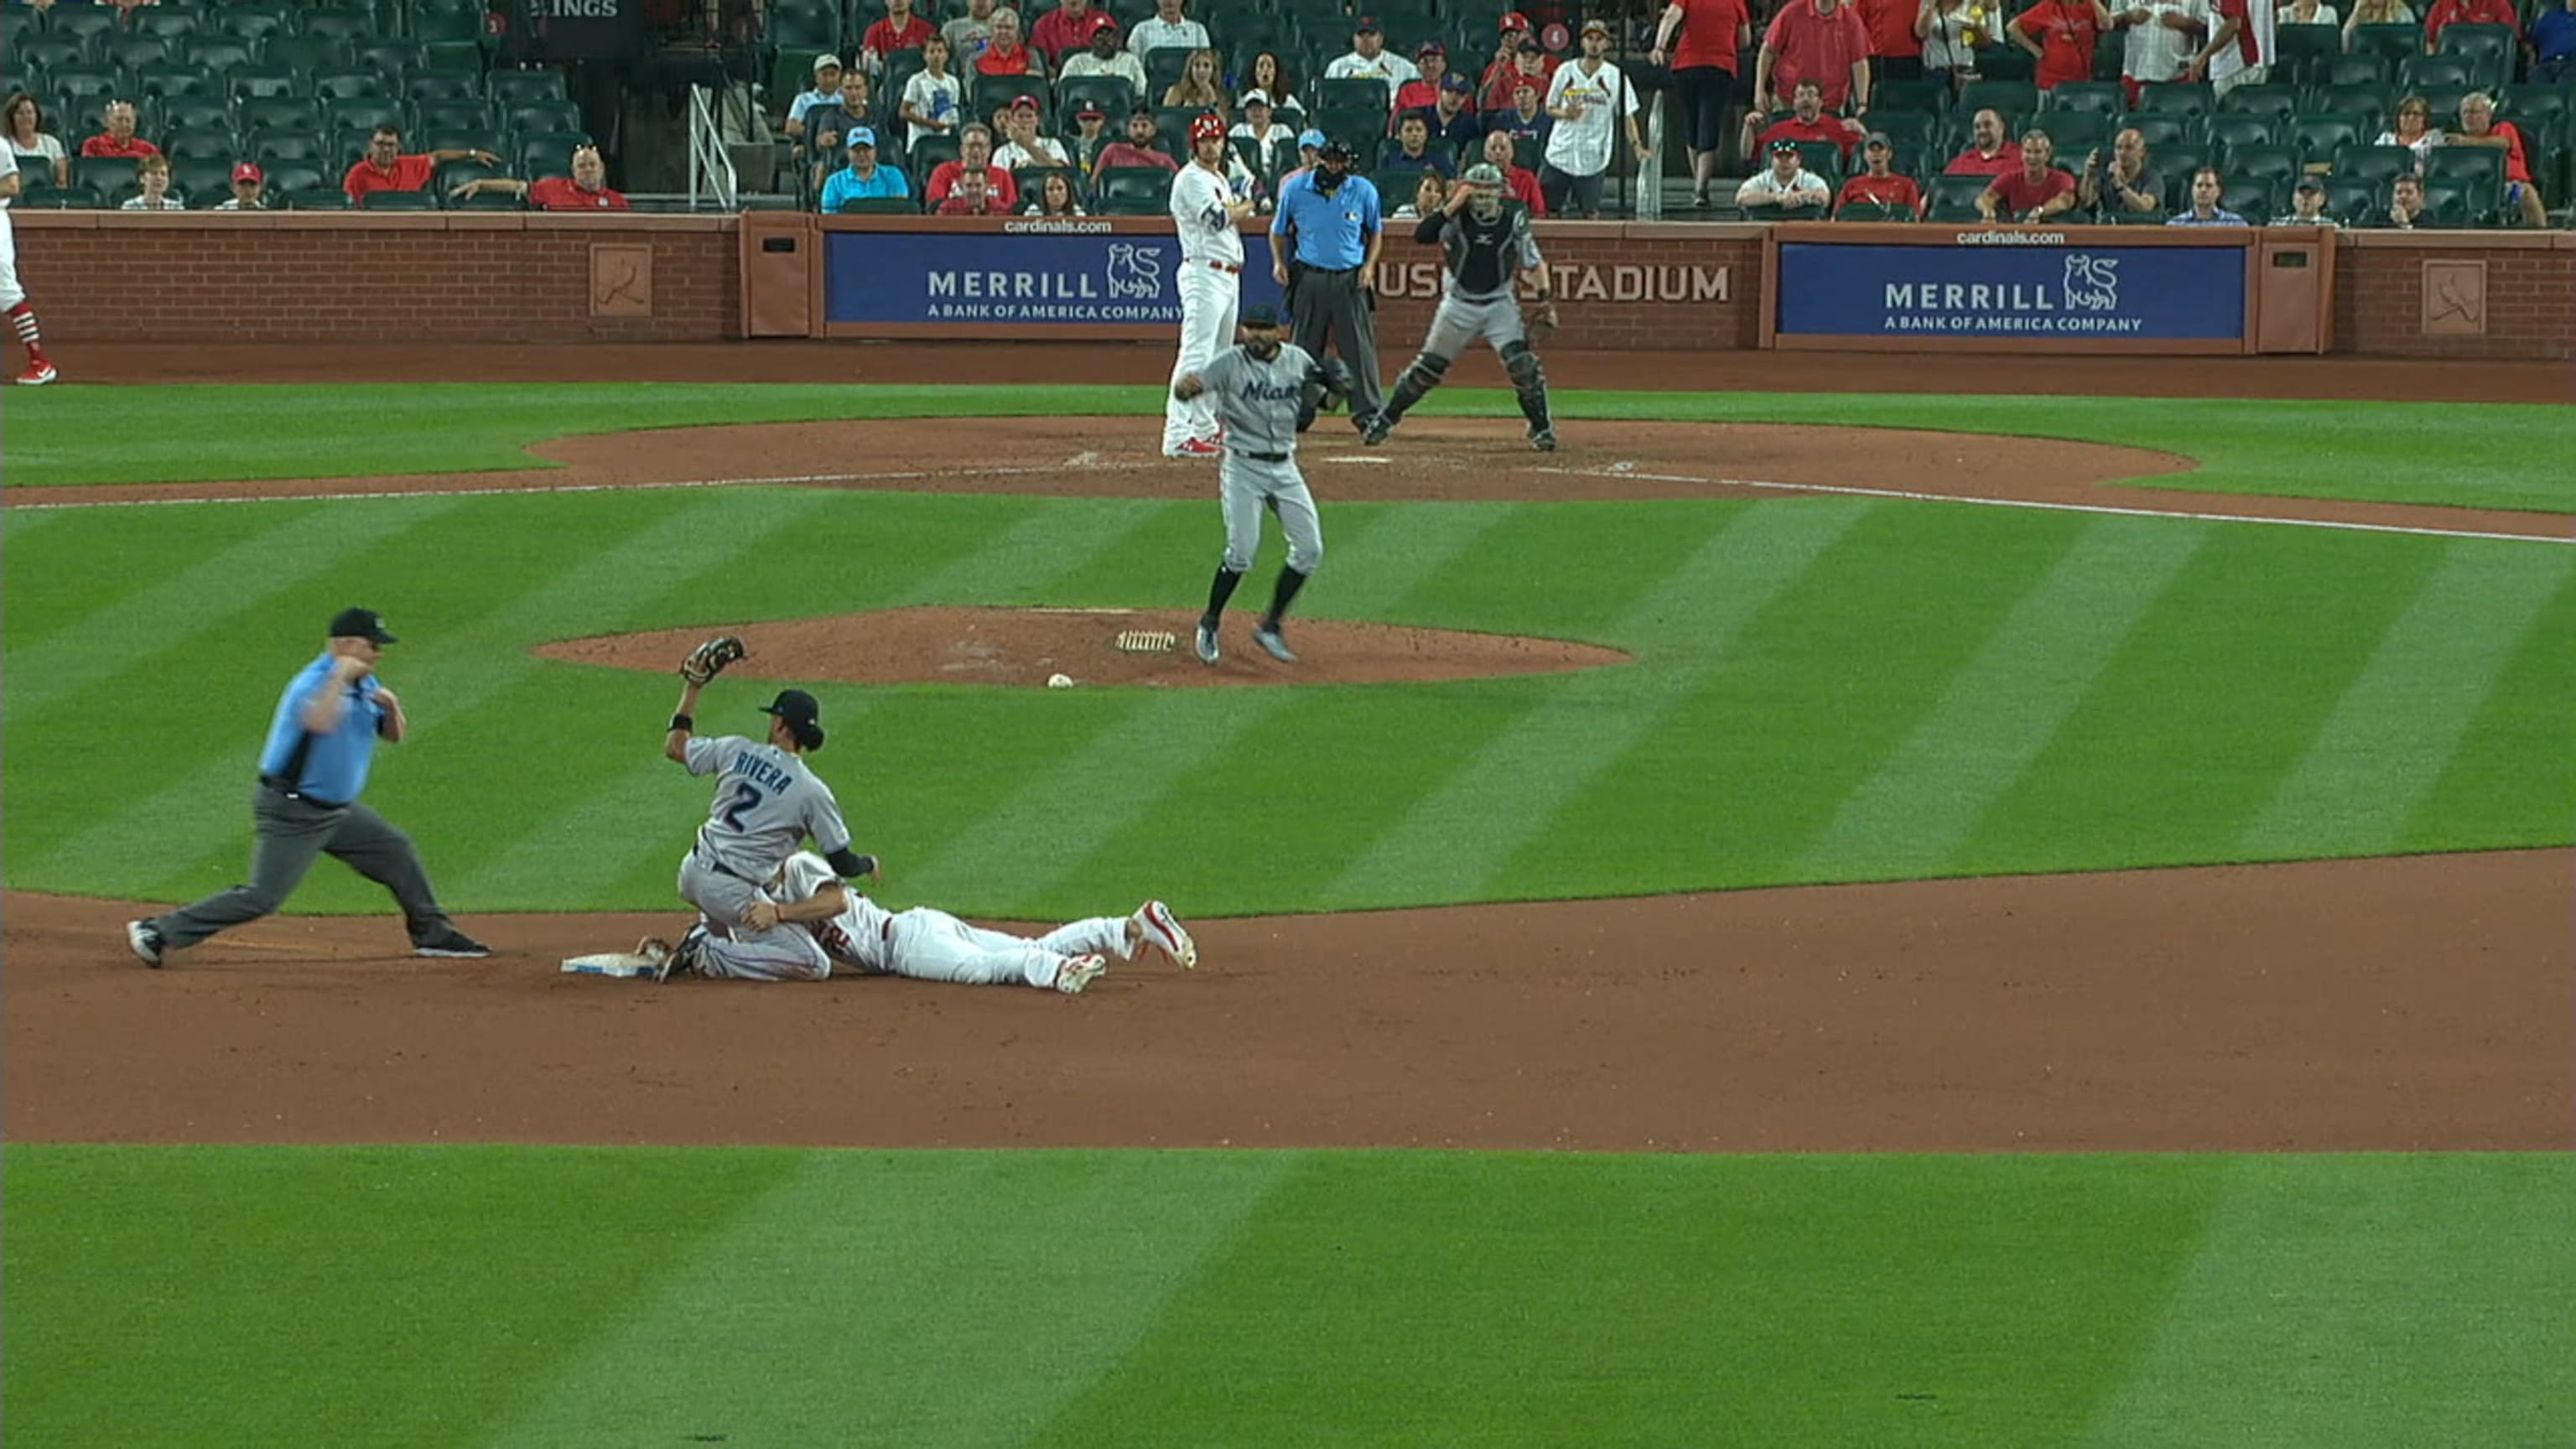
[
  {"x1": 7, "y1": 1145, "x2": 2569, "y2": 1448},
  {"x1": 3, "y1": 384, "x2": 2571, "y2": 512},
  {"x1": 3, "y1": 487, "x2": 2567, "y2": 918}
]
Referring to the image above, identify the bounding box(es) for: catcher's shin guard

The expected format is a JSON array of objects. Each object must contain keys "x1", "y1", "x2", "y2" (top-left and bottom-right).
[
  {"x1": 1503, "y1": 342, "x2": 1552, "y2": 435},
  {"x1": 1382, "y1": 351, "x2": 1450, "y2": 424}
]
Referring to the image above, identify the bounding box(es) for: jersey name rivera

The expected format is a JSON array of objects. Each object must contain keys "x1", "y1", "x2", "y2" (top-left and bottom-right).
[{"x1": 724, "y1": 748, "x2": 802, "y2": 795}]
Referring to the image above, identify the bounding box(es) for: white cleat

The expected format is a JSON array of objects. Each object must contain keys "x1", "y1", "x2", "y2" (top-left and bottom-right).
[
  {"x1": 1135, "y1": 900, "x2": 1197, "y2": 969},
  {"x1": 1055, "y1": 953, "x2": 1109, "y2": 994},
  {"x1": 1195, "y1": 621, "x2": 1221, "y2": 665}
]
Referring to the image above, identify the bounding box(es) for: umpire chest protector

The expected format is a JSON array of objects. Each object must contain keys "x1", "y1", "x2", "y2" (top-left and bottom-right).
[{"x1": 1441, "y1": 202, "x2": 1532, "y2": 299}]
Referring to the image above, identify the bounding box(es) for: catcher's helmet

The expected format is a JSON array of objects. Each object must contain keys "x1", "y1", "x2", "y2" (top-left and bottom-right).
[
  {"x1": 1462, "y1": 161, "x2": 1506, "y2": 218},
  {"x1": 1189, "y1": 111, "x2": 1226, "y2": 145}
]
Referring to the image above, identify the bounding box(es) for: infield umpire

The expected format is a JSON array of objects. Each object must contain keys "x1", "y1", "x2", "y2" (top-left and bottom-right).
[{"x1": 1269, "y1": 134, "x2": 1385, "y2": 431}]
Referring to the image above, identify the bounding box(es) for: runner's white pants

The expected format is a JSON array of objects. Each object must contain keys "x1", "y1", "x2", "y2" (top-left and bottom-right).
[
  {"x1": 882, "y1": 908, "x2": 1132, "y2": 989},
  {"x1": 1164, "y1": 260, "x2": 1239, "y2": 452},
  {"x1": 0, "y1": 207, "x2": 23, "y2": 310}
]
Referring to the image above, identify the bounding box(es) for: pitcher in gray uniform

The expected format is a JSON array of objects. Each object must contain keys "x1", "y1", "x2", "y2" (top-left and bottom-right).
[
  {"x1": 1362, "y1": 162, "x2": 1561, "y2": 451},
  {"x1": 1172, "y1": 303, "x2": 1353, "y2": 666},
  {"x1": 662, "y1": 668, "x2": 879, "y2": 982}
]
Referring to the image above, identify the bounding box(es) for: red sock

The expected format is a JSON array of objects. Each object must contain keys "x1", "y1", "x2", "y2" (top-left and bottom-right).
[{"x1": 7, "y1": 301, "x2": 49, "y2": 365}]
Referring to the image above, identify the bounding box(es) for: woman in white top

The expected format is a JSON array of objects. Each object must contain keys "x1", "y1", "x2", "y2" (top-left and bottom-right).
[
  {"x1": 2372, "y1": 92, "x2": 2444, "y2": 167},
  {"x1": 119, "y1": 153, "x2": 184, "y2": 210},
  {"x1": 901, "y1": 34, "x2": 965, "y2": 148},
  {"x1": 4, "y1": 92, "x2": 69, "y2": 189},
  {"x1": 2275, "y1": 0, "x2": 2337, "y2": 24},
  {"x1": 1390, "y1": 170, "x2": 1450, "y2": 221},
  {"x1": 2342, "y1": 0, "x2": 2412, "y2": 45},
  {"x1": 1916, "y1": 0, "x2": 1984, "y2": 90}
]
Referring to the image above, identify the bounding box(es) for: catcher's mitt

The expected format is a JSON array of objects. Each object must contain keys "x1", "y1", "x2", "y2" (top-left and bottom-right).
[
  {"x1": 1311, "y1": 356, "x2": 1354, "y2": 412},
  {"x1": 1527, "y1": 303, "x2": 1560, "y2": 342},
  {"x1": 679, "y1": 635, "x2": 747, "y2": 686}
]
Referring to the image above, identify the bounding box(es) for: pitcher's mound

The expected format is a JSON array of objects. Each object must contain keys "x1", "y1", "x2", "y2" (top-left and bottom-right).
[{"x1": 538, "y1": 607, "x2": 1634, "y2": 688}]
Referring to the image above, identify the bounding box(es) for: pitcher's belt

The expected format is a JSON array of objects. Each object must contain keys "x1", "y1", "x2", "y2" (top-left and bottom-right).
[{"x1": 1231, "y1": 449, "x2": 1291, "y2": 463}]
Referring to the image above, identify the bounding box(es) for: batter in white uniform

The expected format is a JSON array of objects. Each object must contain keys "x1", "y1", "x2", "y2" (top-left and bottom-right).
[
  {"x1": 664, "y1": 850, "x2": 1198, "y2": 994},
  {"x1": 662, "y1": 679, "x2": 873, "y2": 981},
  {"x1": 1162, "y1": 110, "x2": 1252, "y2": 459},
  {"x1": 1173, "y1": 304, "x2": 1348, "y2": 666},
  {"x1": 0, "y1": 147, "x2": 61, "y2": 386}
]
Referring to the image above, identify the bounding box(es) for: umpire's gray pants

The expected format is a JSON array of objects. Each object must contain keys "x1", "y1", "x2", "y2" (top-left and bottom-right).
[
  {"x1": 149, "y1": 783, "x2": 457, "y2": 950},
  {"x1": 1287, "y1": 264, "x2": 1383, "y2": 418}
]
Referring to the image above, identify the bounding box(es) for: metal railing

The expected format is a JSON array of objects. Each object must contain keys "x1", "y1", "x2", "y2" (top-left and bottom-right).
[{"x1": 686, "y1": 83, "x2": 740, "y2": 213}]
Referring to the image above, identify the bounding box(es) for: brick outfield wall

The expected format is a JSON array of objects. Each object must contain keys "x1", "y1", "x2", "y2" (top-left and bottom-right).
[{"x1": 12, "y1": 214, "x2": 2567, "y2": 357}]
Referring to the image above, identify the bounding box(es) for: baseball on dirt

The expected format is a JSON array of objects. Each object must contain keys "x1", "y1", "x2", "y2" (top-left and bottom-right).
[{"x1": 1046, "y1": 673, "x2": 1075, "y2": 689}]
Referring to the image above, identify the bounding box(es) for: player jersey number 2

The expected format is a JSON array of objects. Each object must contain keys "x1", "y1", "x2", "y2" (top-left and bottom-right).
[{"x1": 719, "y1": 778, "x2": 767, "y2": 831}]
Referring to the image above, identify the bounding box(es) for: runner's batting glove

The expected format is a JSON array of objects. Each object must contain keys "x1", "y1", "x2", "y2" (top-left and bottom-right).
[{"x1": 680, "y1": 635, "x2": 747, "y2": 686}]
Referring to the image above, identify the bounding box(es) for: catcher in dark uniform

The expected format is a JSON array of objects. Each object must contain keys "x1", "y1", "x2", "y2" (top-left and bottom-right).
[{"x1": 1360, "y1": 162, "x2": 1561, "y2": 452}]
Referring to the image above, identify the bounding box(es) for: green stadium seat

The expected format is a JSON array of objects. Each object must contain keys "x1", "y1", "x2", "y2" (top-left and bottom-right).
[
  {"x1": 421, "y1": 41, "x2": 486, "y2": 74},
  {"x1": 1093, "y1": 164, "x2": 1175, "y2": 213},
  {"x1": 33, "y1": 184, "x2": 105, "y2": 209},
  {"x1": 2415, "y1": 82, "x2": 2476, "y2": 121},
  {"x1": 2219, "y1": 82, "x2": 2302, "y2": 118},
  {"x1": 1056, "y1": 76, "x2": 1140, "y2": 130},
  {"x1": 2226, "y1": 143, "x2": 2302, "y2": 184},
  {"x1": 2346, "y1": 23, "x2": 2423, "y2": 65},
  {"x1": 515, "y1": 133, "x2": 589, "y2": 180},
  {"x1": 70, "y1": 153, "x2": 142, "y2": 195},
  {"x1": 359, "y1": 187, "x2": 439, "y2": 210},
  {"x1": 251, "y1": 129, "x2": 335, "y2": 164},
  {"x1": 314, "y1": 70, "x2": 390, "y2": 103},
  {"x1": 283, "y1": 186, "x2": 354, "y2": 210},
  {"x1": 422, "y1": 125, "x2": 509, "y2": 157},
  {"x1": 1868, "y1": 109, "x2": 1941, "y2": 152},
  {"x1": 832, "y1": 195, "x2": 919, "y2": 214},
  {"x1": 2045, "y1": 80, "x2": 2126, "y2": 116},
  {"x1": 2288, "y1": 111, "x2": 2369, "y2": 162},
  {"x1": 2118, "y1": 111, "x2": 2191, "y2": 148},
  {"x1": 2308, "y1": 81, "x2": 2388, "y2": 131},
  {"x1": 20, "y1": 35, "x2": 90, "y2": 72},
  {"x1": 2396, "y1": 55, "x2": 2475, "y2": 93},
  {"x1": 1874, "y1": 77, "x2": 1952, "y2": 115},
  {"x1": 507, "y1": 99, "x2": 586, "y2": 136},
  {"x1": 1835, "y1": 200, "x2": 1918, "y2": 222},
  {"x1": 1961, "y1": 79, "x2": 2038, "y2": 121},
  {"x1": 300, "y1": 8, "x2": 380, "y2": 43},
  {"x1": 2043, "y1": 109, "x2": 2112, "y2": 155},
  {"x1": 2205, "y1": 112, "x2": 2281, "y2": 152},
  {"x1": 216, "y1": 7, "x2": 299, "y2": 48},
  {"x1": 970, "y1": 73, "x2": 1050, "y2": 119},
  {"x1": 2273, "y1": 23, "x2": 2340, "y2": 83},
  {"x1": 489, "y1": 70, "x2": 571, "y2": 106},
  {"x1": 151, "y1": 93, "x2": 234, "y2": 135},
  {"x1": 2219, "y1": 175, "x2": 2277, "y2": 216},
  {"x1": 1312, "y1": 75, "x2": 1391, "y2": 117},
  {"x1": 326, "y1": 98, "x2": 410, "y2": 136},
  {"x1": 2323, "y1": 175, "x2": 2378, "y2": 221},
  {"x1": 242, "y1": 94, "x2": 327, "y2": 133},
  {"x1": 2416, "y1": 177, "x2": 2483, "y2": 225},
  {"x1": 2422, "y1": 144, "x2": 2505, "y2": 205},
  {"x1": 357, "y1": 41, "x2": 431, "y2": 75},
  {"x1": 135, "y1": 65, "x2": 223, "y2": 101},
  {"x1": 1145, "y1": 46, "x2": 1200, "y2": 94},
  {"x1": 406, "y1": 74, "x2": 487, "y2": 106},
  {"x1": 2135, "y1": 80, "x2": 2214, "y2": 119},
  {"x1": 1372, "y1": 163, "x2": 1431, "y2": 203},
  {"x1": 169, "y1": 153, "x2": 233, "y2": 202},
  {"x1": 2314, "y1": 53, "x2": 2390, "y2": 91},
  {"x1": 230, "y1": 67, "x2": 313, "y2": 102},
  {"x1": 260, "y1": 160, "x2": 329, "y2": 195},
  {"x1": 267, "y1": 36, "x2": 358, "y2": 74},
  {"x1": 131, "y1": 8, "x2": 202, "y2": 42},
  {"x1": 1977, "y1": 46, "x2": 2037, "y2": 81},
  {"x1": 50, "y1": 65, "x2": 125, "y2": 110},
  {"x1": 1927, "y1": 172, "x2": 1992, "y2": 220},
  {"x1": 412, "y1": 0, "x2": 491, "y2": 46},
  {"x1": 43, "y1": 6, "x2": 122, "y2": 44},
  {"x1": 2329, "y1": 143, "x2": 2417, "y2": 184},
  {"x1": 2153, "y1": 143, "x2": 2209, "y2": 202},
  {"x1": 415, "y1": 98, "x2": 498, "y2": 132},
  {"x1": 99, "y1": 34, "x2": 175, "y2": 74},
  {"x1": 2433, "y1": 23, "x2": 2516, "y2": 89}
]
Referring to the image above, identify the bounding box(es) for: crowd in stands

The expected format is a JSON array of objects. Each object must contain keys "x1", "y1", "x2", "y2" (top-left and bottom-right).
[
  {"x1": 770, "y1": 0, "x2": 2563, "y2": 227},
  {"x1": 2, "y1": 0, "x2": 625, "y2": 212}
]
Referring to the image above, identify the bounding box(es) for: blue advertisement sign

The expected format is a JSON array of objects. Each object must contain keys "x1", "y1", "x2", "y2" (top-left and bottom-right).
[
  {"x1": 825, "y1": 225, "x2": 1285, "y2": 327},
  {"x1": 1775, "y1": 239, "x2": 2246, "y2": 340}
]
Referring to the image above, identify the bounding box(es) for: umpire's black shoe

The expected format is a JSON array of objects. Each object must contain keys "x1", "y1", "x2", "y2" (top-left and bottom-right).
[{"x1": 414, "y1": 927, "x2": 493, "y2": 958}]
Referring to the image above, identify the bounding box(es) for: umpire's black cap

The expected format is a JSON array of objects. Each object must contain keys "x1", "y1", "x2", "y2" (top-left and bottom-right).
[
  {"x1": 329, "y1": 606, "x2": 397, "y2": 644},
  {"x1": 1241, "y1": 304, "x2": 1283, "y2": 329},
  {"x1": 1317, "y1": 137, "x2": 1354, "y2": 164}
]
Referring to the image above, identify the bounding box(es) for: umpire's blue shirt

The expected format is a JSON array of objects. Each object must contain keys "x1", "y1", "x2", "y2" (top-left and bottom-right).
[
  {"x1": 259, "y1": 652, "x2": 389, "y2": 804},
  {"x1": 1271, "y1": 170, "x2": 1381, "y2": 269}
]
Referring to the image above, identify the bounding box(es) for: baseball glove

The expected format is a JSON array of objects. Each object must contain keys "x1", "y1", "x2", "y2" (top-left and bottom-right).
[
  {"x1": 1527, "y1": 303, "x2": 1561, "y2": 342},
  {"x1": 679, "y1": 635, "x2": 747, "y2": 686},
  {"x1": 1311, "y1": 356, "x2": 1354, "y2": 412}
]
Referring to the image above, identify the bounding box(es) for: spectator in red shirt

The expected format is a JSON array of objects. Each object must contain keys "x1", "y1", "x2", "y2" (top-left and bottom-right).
[
  {"x1": 1753, "y1": 0, "x2": 1873, "y2": 116},
  {"x1": 934, "y1": 166, "x2": 1002, "y2": 214},
  {"x1": 2423, "y1": 0, "x2": 2516, "y2": 49},
  {"x1": 1482, "y1": 35, "x2": 1561, "y2": 113},
  {"x1": 1031, "y1": 0, "x2": 1118, "y2": 70},
  {"x1": 2452, "y1": 91, "x2": 2547, "y2": 226},
  {"x1": 1835, "y1": 130, "x2": 1924, "y2": 213},
  {"x1": 2012, "y1": 0, "x2": 2112, "y2": 90},
  {"x1": 1649, "y1": 0, "x2": 1753, "y2": 208},
  {"x1": 1745, "y1": 77, "x2": 1868, "y2": 165},
  {"x1": 974, "y1": 9, "x2": 1036, "y2": 80},
  {"x1": 1859, "y1": 0, "x2": 1925, "y2": 82},
  {"x1": 449, "y1": 144, "x2": 631, "y2": 210},
  {"x1": 1943, "y1": 107, "x2": 2023, "y2": 174},
  {"x1": 78, "y1": 100, "x2": 160, "y2": 159},
  {"x1": 860, "y1": 0, "x2": 938, "y2": 76},
  {"x1": 926, "y1": 123, "x2": 1023, "y2": 206},
  {"x1": 1093, "y1": 106, "x2": 1181, "y2": 172},
  {"x1": 344, "y1": 125, "x2": 499, "y2": 205},
  {"x1": 1978, "y1": 128, "x2": 2079, "y2": 219},
  {"x1": 1480, "y1": 128, "x2": 1547, "y2": 216},
  {"x1": 1392, "y1": 42, "x2": 1453, "y2": 121}
]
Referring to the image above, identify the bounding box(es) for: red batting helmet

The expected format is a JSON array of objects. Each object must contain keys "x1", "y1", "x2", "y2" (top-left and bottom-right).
[{"x1": 1190, "y1": 112, "x2": 1226, "y2": 144}]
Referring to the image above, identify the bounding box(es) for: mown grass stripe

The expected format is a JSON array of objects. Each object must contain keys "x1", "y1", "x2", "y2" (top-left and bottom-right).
[
  {"x1": 1802, "y1": 518, "x2": 2210, "y2": 881},
  {"x1": 2397, "y1": 564, "x2": 2576, "y2": 852},
  {"x1": 3, "y1": 498, "x2": 463, "y2": 719},
  {"x1": 2239, "y1": 541, "x2": 2573, "y2": 859},
  {"x1": 2081, "y1": 1154, "x2": 2576, "y2": 1448},
  {"x1": 38, "y1": 491, "x2": 841, "y2": 899},
  {"x1": 1324, "y1": 499, "x2": 1872, "y2": 909},
  {"x1": 480, "y1": 1151, "x2": 1294, "y2": 1449}
]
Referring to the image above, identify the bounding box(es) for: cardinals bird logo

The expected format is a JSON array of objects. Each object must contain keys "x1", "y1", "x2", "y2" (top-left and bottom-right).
[
  {"x1": 1104, "y1": 243, "x2": 1164, "y2": 299},
  {"x1": 2062, "y1": 254, "x2": 2120, "y2": 311}
]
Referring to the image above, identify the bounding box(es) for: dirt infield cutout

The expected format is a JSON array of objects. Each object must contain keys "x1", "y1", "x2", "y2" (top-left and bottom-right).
[{"x1": 538, "y1": 607, "x2": 1633, "y2": 688}]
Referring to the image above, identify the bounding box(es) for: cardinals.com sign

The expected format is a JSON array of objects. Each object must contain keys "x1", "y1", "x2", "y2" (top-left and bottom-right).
[
  {"x1": 1774, "y1": 240, "x2": 2246, "y2": 343},
  {"x1": 824, "y1": 229, "x2": 1285, "y2": 330}
]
